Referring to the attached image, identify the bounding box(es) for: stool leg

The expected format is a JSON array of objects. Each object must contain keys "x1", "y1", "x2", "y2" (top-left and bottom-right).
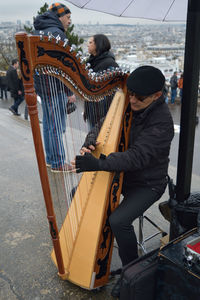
[{"x1": 138, "y1": 216, "x2": 147, "y2": 254}]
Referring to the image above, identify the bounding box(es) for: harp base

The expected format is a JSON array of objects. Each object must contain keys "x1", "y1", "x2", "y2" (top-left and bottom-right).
[{"x1": 58, "y1": 271, "x2": 69, "y2": 280}]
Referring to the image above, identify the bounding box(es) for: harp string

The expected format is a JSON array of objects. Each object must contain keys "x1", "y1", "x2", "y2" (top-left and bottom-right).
[
  {"x1": 36, "y1": 68, "x2": 117, "y2": 260},
  {"x1": 36, "y1": 70, "x2": 92, "y2": 255}
]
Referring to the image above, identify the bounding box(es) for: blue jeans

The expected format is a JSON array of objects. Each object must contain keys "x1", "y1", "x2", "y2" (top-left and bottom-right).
[
  {"x1": 171, "y1": 88, "x2": 177, "y2": 104},
  {"x1": 11, "y1": 95, "x2": 24, "y2": 113},
  {"x1": 41, "y1": 92, "x2": 68, "y2": 168},
  {"x1": 179, "y1": 88, "x2": 183, "y2": 103}
]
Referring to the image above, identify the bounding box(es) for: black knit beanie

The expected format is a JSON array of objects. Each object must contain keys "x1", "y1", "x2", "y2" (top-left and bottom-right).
[{"x1": 127, "y1": 66, "x2": 165, "y2": 96}]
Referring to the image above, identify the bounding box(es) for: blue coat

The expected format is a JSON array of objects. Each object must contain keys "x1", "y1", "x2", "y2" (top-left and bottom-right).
[
  {"x1": 34, "y1": 11, "x2": 67, "y2": 40},
  {"x1": 33, "y1": 11, "x2": 73, "y2": 97}
]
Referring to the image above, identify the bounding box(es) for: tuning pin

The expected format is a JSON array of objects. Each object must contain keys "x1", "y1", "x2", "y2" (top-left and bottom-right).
[
  {"x1": 88, "y1": 68, "x2": 93, "y2": 75},
  {"x1": 85, "y1": 63, "x2": 91, "y2": 70},
  {"x1": 70, "y1": 44, "x2": 77, "y2": 52},
  {"x1": 55, "y1": 35, "x2": 61, "y2": 44},
  {"x1": 47, "y1": 32, "x2": 54, "y2": 41},
  {"x1": 76, "y1": 51, "x2": 82, "y2": 58},
  {"x1": 39, "y1": 31, "x2": 44, "y2": 40},
  {"x1": 63, "y1": 38, "x2": 68, "y2": 48},
  {"x1": 80, "y1": 57, "x2": 86, "y2": 64}
]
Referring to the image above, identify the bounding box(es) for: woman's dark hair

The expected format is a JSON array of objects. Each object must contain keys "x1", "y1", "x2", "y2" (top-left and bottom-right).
[
  {"x1": 93, "y1": 34, "x2": 111, "y2": 56},
  {"x1": 12, "y1": 58, "x2": 18, "y2": 65}
]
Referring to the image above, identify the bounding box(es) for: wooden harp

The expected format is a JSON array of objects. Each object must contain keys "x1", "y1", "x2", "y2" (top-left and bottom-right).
[{"x1": 15, "y1": 32, "x2": 132, "y2": 289}]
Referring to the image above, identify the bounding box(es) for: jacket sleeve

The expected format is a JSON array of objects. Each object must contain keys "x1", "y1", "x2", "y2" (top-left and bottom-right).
[{"x1": 99, "y1": 118, "x2": 174, "y2": 172}]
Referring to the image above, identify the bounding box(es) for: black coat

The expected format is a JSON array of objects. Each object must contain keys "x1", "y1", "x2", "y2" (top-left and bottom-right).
[
  {"x1": 84, "y1": 51, "x2": 119, "y2": 123},
  {"x1": 85, "y1": 96, "x2": 174, "y2": 196},
  {"x1": 6, "y1": 66, "x2": 22, "y2": 98},
  {"x1": 0, "y1": 76, "x2": 8, "y2": 88},
  {"x1": 87, "y1": 51, "x2": 119, "y2": 72}
]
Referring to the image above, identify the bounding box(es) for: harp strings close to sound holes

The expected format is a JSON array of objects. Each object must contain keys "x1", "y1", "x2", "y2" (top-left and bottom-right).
[{"x1": 36, "y1": 69, "x2": 117, "y2": 257}]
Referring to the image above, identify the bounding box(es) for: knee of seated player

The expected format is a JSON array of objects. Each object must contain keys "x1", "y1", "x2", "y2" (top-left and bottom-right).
[{"x1": 109, "y1": 212, "x2": 132, "y2": 235}]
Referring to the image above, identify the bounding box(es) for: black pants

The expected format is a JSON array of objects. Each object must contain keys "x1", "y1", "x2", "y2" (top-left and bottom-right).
[{"x1": 109, "y1": 185, "x2": 160, "y2": 266}]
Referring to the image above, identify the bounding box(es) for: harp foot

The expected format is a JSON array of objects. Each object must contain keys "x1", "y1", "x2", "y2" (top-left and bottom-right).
[{"x1": 58, "y1": 271, "x2": 69, "y2": 280}]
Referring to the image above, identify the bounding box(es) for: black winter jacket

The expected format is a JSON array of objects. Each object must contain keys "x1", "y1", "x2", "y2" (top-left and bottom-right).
[
  {"x1": 6, "y1": 66, "x2": 23, "y2": 98},
  {"x1": 85, "y1": 95, "x2": 174, "y2": 196},
  {"x1": 84, "y1": 52, "x2": 119, "y2": 123},
  {"x1": 87, "y1": 51, "x2": 119, "y2": 72},
  {"x1": 33, "y1": 11, "x2": 73, "y2": 97},
  {"x1": 0, "y1": 76, "x2": 8, "y2": 88},
  {"x1": 34, "y1": 11, "x2": 67, "y2": 40}
]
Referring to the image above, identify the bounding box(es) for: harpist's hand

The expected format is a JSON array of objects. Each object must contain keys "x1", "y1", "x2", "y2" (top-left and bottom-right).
[
  {"x1": 80, "y1": 141, "x2": 100, "y2": 155},
  {"x1": 75, "y1": 153, "x2": 101, "y2": 173}
]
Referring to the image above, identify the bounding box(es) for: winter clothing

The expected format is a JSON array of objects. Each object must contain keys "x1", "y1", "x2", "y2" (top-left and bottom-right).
[
  {"x1": 127, "y1": 65, "x2": 165, "y2": 95},
  {"x1": 49, "y1": 3, "x2": 71, "y2": 17},
  {"x1": 6, "y1": 66, "x2": 24, "y2": 114},
  {"x1": 34, "y1": 11, "x2": 67, "y2": 40},
  {"x1": 170, "y1": 74, "x2": 178, "y2": 89},
  {"x1": 77, "y1": 93, "x2": 174, "y2": 267},
  {"x1": 178, "y1": 77, "x2": 183, "y2": 89},
  {"x1": 80, "y1": 95, "x2": 174, "y2": 196},
  {"x1": 178, "y1": 75, "x2": 183, "y2": 102},
  {"x1": 87, "y1": 51, "x2": 118, "y2": 72},
  {"x1": 33, "y1": 10, "x2": 73, "y2": 168},
  {"x1": 84, "y1": 51, "x2": 119, "y2": 129},
  {"x1": 6, "y1": 66, "x2": 20, "y2": 98},
  {"x1": 33, "y1": 11, "x2": 73, "y2": 97},
  {"x1": 0, "y1": 76, "x2": 8, "y2": 99},
  {"x1": 76, "y1": 65, "x2": 174, "y2": 270}
]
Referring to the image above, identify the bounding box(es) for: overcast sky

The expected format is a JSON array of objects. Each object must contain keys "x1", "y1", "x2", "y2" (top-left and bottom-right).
[{"x1": 0, "y1": 0, "x2": 158, "y2": 24}]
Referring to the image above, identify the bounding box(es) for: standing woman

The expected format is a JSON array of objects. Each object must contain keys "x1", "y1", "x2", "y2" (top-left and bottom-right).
[{"x1": 84, "y1": 34, "x2": 119, "y2": 129}]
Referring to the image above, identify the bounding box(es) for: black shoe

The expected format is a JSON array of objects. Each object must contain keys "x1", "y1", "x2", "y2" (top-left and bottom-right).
[
  {"x1": 9, "y1": 107, "x2": 21, "y2": 116},
  {"x1": 9, "y1": 107, "x2": 17, "y2": 115},
  {"x1": 111, "y1": 278, "x2": 121, "y2": 298}
]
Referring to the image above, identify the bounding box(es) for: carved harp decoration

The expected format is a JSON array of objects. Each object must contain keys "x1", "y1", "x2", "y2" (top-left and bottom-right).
[{"x1": 15, "y1": 32, "x2": 132, "y2": 290}]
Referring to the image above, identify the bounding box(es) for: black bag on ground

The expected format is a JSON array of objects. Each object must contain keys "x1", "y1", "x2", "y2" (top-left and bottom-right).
[
  {"x1": 67, "y1": 102, "x2": 76, "y2": 114},
  {"x1": 159, "y1": 176, "x2": 200, "y2": 239},
  {"x1": 156, "y1": 228, "x2": 200, "y2": 300},
  {"x1": 120, "y1": 248, "x2": 159, "y2": 300}
]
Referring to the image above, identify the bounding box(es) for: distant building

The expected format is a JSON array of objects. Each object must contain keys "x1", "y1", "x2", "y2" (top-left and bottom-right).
[{"x1": 25, "y1": 20, "x2": 31, "y2": 26}]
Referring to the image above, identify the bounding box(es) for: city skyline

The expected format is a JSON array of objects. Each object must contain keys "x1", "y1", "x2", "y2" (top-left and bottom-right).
[{"x1": 0, "y1": 0, "x2": 174, "y2": 25}]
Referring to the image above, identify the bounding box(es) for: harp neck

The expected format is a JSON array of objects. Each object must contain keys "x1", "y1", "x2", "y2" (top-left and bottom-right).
[{"x1": 15, "y1": 32, "x2": 128, "y2": 104}]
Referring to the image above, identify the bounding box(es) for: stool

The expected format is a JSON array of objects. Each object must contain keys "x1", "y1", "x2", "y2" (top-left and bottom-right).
[{"x1": 137, "y1": 215, "x2": 167, "y2": 254}]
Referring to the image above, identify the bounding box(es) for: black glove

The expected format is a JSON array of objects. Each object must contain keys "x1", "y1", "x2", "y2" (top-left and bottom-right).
[
  {"x1": 76, "y1": 153, "x2": 105, "y2": 173},
  {"x1": 82, "y1": 136, "x2": 96, "y2": 149}
]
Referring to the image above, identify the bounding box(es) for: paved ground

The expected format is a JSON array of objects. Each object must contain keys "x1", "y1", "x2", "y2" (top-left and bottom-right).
[{"x1": 0, "y1": 96, "x2": 200, "y2": 300}]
